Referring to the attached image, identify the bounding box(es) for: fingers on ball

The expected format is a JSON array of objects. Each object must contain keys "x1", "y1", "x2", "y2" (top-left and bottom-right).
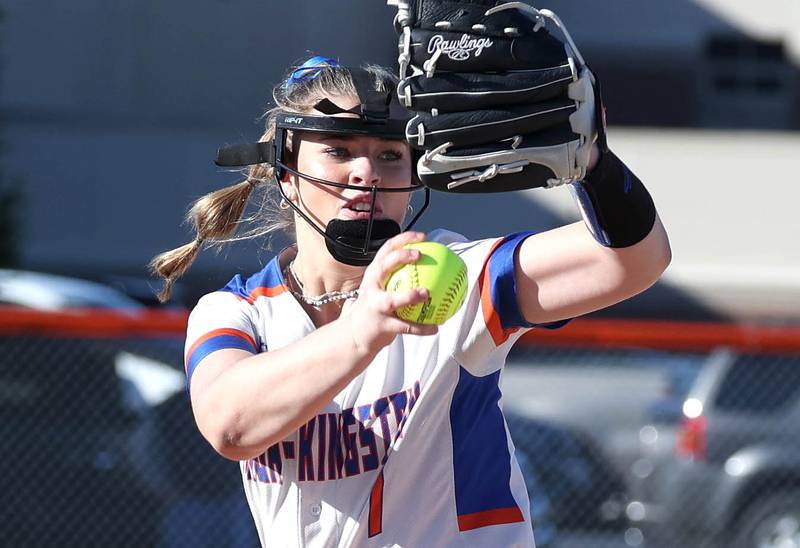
[
  {"x1": 396, "y1": 320, "x2": 438, "y2": 337},
  {"x1": 410, "y1": 322, "x2": 438, "y2": 336},
  {"x1": 386, "y1": 231, "x2": 425, "y2": 251},
  {"x1": 380, "y1": 249, "x2": 420, "y2": 286},
  {"x1": 390, "y1": 247, "x2": 421, "y2": 269},
  {"x1": 389, "y1": 287, "x2": 428, "y2": 310}
]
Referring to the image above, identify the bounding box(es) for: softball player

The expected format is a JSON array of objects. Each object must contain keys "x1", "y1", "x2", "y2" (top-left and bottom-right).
[{"x1": 152, "y1": 54, "x2": 670, "y2": 547}]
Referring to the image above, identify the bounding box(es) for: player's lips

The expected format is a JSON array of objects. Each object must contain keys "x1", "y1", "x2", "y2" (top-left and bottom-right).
[{"x1": 340, "y1": 195, "x2": 383, "y2": 220}]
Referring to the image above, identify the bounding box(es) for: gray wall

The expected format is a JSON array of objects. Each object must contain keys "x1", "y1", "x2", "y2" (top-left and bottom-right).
[{"x1": 2, "y1": 0, "x2": 401, "y2": 279}]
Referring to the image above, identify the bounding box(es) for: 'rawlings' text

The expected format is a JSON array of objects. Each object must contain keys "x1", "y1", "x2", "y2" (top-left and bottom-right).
[{"x1": 428, "y1": 34, "x2": 494, "y2": 61}]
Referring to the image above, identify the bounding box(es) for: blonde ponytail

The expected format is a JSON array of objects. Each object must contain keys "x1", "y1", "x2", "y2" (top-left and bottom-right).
[
  {"x1": 150, "y1": 240, "x2": 202, "y2": 302},
  {"x1": 191, "y1": 179, "x2": 256, "y2": 242},
  {"x1": 150, "y1": 179, "x2": 258, "y2": 301}
]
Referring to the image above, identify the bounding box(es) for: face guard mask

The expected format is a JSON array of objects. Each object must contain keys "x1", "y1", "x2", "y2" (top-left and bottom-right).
[{"x1": 215, "y1": 62, "x2": 430, "y2": 266}]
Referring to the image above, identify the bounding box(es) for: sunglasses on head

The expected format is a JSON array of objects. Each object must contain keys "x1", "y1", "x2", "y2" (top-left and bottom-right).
[{"x1": 284, "y1": 56, "x2": 341, "y2": 89}]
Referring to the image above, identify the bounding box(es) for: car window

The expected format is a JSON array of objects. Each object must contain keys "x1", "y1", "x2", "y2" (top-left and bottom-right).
[{"x1": 713, "y1": 354, "x2": 800, "y2": 413}]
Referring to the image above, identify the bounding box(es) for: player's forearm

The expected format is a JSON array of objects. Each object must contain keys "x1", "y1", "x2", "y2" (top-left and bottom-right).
[
  {"x1": 516, "y1": 214, "x2": 670, "y2": 324},
  {"x1": 194, "y1": 315, "x2": 378, "y2": 461},
  {"x1": 570, "y1": 147, "x2": 672, "y2": 294},
  {"x1": 570, "y1": 213, "x2": 671, "y2": 305}
]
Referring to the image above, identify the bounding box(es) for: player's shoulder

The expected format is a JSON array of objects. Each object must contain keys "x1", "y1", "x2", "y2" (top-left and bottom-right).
[
  {"x1": 191, "y1": 254, "x2": 287, "y2": 316},
  {"x1": 427, "y1": 228, "x2": 503, "y2": 261},
  {"x1": 427, "y1": 228, "x2": 470, "y2": 246}
]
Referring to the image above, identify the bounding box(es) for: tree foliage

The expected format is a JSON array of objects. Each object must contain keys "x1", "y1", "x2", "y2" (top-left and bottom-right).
[{"x1": 0, "y1": 6, "x2": 20, "y2": 267}]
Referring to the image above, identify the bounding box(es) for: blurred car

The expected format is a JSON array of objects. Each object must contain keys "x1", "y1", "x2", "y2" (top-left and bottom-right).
[
  {"x1": 626, "y1": 348, "x2": 800, "y2": 548},
  {"x1": 0, "y1": 337, "x2": 167, "y2": 546},
  {"x1": 503, "y1": 346, "x2": 707, "y2": 486},
  {"x1": 514, "y1": 446, "x2": 559, "y2": 548},
  {"x1": 0, "y1": 269, "x2": 145, "y2": 311},
  {"x1": 97, "y1": 273, "x2": 191, "y2": 309},
  {"x1": 0, "y1": 333, "x2": 255, "y2": 547},
  {"x1": 505, "y1": 409, "x2": 628, "y2": 534},
  {"x1": 0, "y1": 271, "x2": 253, "y2": 546}
]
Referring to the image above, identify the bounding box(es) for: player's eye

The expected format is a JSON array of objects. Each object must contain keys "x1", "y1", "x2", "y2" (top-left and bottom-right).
[
  {"x1": 379, "y1": 149, "x2": 404, "y2": 162},
  {"x1": 323, "y1": 147, "x2": 350, "y2": 159}
]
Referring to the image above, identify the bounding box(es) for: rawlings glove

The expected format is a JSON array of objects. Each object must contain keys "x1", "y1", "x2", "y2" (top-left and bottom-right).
[{"x1": 388, "y1": 0, "x2": 605, "y2": 193}]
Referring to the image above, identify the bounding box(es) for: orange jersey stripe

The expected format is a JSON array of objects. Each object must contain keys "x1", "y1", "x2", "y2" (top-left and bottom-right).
[
  {"x1": 479, "y1": 239, "x2": 516, "y2": 346},
  {"x1": 185, "y1": 327, "x2": 257, "y2": 364},
  {"x1": 457, "y1": 506, "x2": 524, "y2": 532},
  {"x1": 368, "y1": 471, "x2": 385, "y2": 538},
  {"x1": 244, "y1": 285, "x2": 288, "y2": 304}
]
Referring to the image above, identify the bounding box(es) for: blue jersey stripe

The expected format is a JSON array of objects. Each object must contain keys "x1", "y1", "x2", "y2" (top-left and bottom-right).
[
  {"x1": 221, "y1": 257, "x2": 286, "y2": 300},
  {"x1": 488, "y1": 232, "x2": 571, "y2": 331},
  {"x1": 488, "y1": 232, "x2": 532, "y2": 330},
  {"x1": 186, "y1": 334, "x2": 257, "y2": 388},
  {"x1": 450, "y1": 366, "x2": 521, "y2": 526}
]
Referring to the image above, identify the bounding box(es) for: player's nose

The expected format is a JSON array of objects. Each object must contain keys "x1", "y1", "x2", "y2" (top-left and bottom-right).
[{"x1": 348, "y1": 156, "x2": 381, "y2": 187}]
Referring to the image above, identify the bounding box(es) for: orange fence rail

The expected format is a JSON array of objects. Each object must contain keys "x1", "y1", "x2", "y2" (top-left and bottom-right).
[
  {"x1": 0, "y1": 307, "x2": 189, "y2": 338},
  {"x1": 521, "y1": 318, "x2": 800, "y2": 354},
  {"x1": 1, "y1": 307, "x2": 799, "y2": 353}
]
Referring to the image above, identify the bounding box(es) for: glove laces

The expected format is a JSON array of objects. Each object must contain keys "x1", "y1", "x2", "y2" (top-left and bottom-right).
[{"x1": 447, "y1": 161, "x2": 529, "y2": 190}]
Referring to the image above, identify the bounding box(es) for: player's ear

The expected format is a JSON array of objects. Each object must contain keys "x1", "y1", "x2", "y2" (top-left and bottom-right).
[
  {"x1": 279, "y1": 177, "x2": 298, "y2": 202},
  {"x1": 279, "y1": 129, "x2": 299, "y2": 185}
]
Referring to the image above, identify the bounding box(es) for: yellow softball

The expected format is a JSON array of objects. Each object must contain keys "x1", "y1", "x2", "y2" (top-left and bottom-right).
[{"x1": 384, "y1": 241, "x2": 468, "y2": 325}]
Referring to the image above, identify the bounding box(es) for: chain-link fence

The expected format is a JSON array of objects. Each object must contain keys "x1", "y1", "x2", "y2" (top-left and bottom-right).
[
  {"x1": 505, "y1": 334, "x2": 800, "y2": 548},
  {"x1": 0, "y1": 331, "x2": 258, "y2": 548},
  {"x1": 2, "y1": 311, "x2": 799, "y2": 548}
]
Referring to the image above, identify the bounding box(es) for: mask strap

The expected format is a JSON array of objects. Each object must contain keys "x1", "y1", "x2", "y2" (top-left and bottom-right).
[{"x1": 350, "y1": 68, "x2": 392, "y2": 123}]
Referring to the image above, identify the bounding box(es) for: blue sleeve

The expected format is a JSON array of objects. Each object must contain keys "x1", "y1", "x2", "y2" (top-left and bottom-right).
[{"x1": 487, "y1": 231, "x2": 570, "y2": 331}]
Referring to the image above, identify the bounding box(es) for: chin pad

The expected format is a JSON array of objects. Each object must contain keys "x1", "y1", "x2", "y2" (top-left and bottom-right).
[{"x1": 325, "y1": 219, "x2": 402, "y2": 266}]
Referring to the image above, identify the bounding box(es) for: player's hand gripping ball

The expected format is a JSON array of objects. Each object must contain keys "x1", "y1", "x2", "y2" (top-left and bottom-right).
[{"x1": 385, "y1": 242, "x2": 468, "y2": 325}]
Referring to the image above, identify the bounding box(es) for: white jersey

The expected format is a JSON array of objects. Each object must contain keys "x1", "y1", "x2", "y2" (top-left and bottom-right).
[{"x1": 185, "y1": 229, "x2": 564, "y2": 548}]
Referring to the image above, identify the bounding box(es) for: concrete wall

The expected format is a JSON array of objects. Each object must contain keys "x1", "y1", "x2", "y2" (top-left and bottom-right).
[
  {"x1": 532, "y1": 128, "x2": 800, "y2": 322},
  {"x1": 1, "y1": 0, "x2": 400, "y2": 277}
]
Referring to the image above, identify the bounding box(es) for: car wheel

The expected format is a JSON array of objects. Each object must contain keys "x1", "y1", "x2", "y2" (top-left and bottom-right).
[{"x1": 731, "y1": 491, "x2": 800, "y2": 548}]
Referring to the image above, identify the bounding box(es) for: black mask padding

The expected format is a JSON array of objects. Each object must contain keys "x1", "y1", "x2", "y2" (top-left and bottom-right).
[
  {"x1": 325, "y1": 219, "x2": 401, "y2": 266},
  {"x1": 215, "y1": 142, "x2": 273, "y2": 167}
]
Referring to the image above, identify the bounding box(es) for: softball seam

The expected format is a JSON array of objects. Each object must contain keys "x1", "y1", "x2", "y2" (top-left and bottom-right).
[{"x1": 433, "y1": 264, "x2": 468, "y2": 324}]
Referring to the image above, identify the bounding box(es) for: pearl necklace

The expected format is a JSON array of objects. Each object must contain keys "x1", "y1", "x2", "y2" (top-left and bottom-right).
[{"x1": 284, "y1": 260, "x2": 359, "y2": 308}]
